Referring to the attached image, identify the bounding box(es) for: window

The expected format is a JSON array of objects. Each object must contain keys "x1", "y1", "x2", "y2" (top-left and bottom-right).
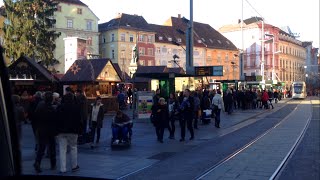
[
  {"x1": 111, "y1": 50, "x2": 115, "y2": 59},
  {"x1": 129, "y1": 35, "x2": 134, "y2": 42},
  {"x1": 217, "y1": 52, "x2": 221, "y2": 63},
  {"x1": 198, "y1": 40, "x2": 202, "y2": 43},
  {"x1": 217, "y1": 40, "x2": 221, "y2": 44},
  {"x1": 67, "y1": 19, "x2": 73, "y2": 28},
  {"x1": 57, "y1": 5, "x2": 62, "y2": 12},
  {"x1": 77, "y1": 8, "x2": 82, "y2": 14},
  {"x1": 148, "y1": 35, "x2": 152, "y2": 43},
  {"x1": 177, "y1": 38, "x2": 182, "y2": 43},
  {"x1": 148, "y1": 48, "x2": 153, "y2": 56},
  {"x1": 148, "y1": 60, "x2": 153, "y2": 66},
  {"x1": 120, "y1": 34, "x2": 125, "y2": 42},
  {"x1": 111, "y1": 34, "x2": 115, "y2": 42},
  {"x1": 86, "y1": 20, "x2": 93, "y2": 30},
  {"x1": 139, "y1": 47, "x2": 145, "y2": 55},
  {"x1": 102, "y1": 35, "x2": 106, "y2": 43},
  {"x1": 139, "y1": 35, "x2": 144, "y2": 42},
  {"x1": 168, "y1": 48, "x2": 172, "y2": 54},
  {"x1": 87, "y1": 37, "x2": 92, "y2": 46},
  {"x1": 156, "y1": 47, "x2": 160, "y2": 54},
  {"x1": 140, "y1": 60, "x2": 145, "y2": 66},
  {"x1": 251, "y1": 72, "x2": 255, "y2": 76},
  {"x1": 162, "y1": 47, "x2": 167, "y2": 53}
]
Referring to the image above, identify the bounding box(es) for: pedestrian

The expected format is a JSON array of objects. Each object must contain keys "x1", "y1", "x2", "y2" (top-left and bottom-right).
[
  {"x1": 212, "y1": 90, "x2": 223, "y2": 128},
  {"x1": 151, "y1": 97, "x2": 169, "y2": 143},
  {"x1": 27, "y1": 91, "x2": 42, "y2": 153},
  {"x1": 88, "y1": 96, "x2": 104, "y2": 148},
  {"x1": 178, "y1": 89, "x2": 194, "y2": 141},
  {"x1": 153, "y1": 89, "x2": 161, "y2": 105},
  {"x1": 268, "y1": 89, "x2": 274, "y2": 109},
  {"x1": 262, "y1": 90, "x2": 269, "y2": 109},
  {"x1": 33, "y1": 91, "x2": 57, "y2": 173},
  {"x1": 225, "y1": 89, "x2": 233, "y2": 114},
  {"x1": 12, "y1": 95, "x2": 25, "y2": 142},
  {"x1": 193, "y1": 91, "x2": 201, "y2": 129},
  {"x1": 75, "y1": 89, "x2": 88, "y2": 137},
  {"x1": 56, "y1": 91, "x2": 81, "y2": 173},
  {"x1": 167, "y1": 92, "x2": 179, "y2": 139}
]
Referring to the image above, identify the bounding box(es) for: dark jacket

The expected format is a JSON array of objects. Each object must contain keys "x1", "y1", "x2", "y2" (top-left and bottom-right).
[
  {"x1": 57, "y1": 94, "x2": 82, "y2": 134},
  {"x1": 76, "y1": 94, "x2": 88, "y2": 125},
  {"x1": 179, "y1": 96, "x2": 194, "y2": 120},
  {"x1": 89, "y1": 103, "x2": 104, "y2": 128},
  {"x1": 152, "y1": 103, "x2": 169, "y2": 128},
  {"x1": 34, "y1": 101, "x2": 58, "y2": 136}
]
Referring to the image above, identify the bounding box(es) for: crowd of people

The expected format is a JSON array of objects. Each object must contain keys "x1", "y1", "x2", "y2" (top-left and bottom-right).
[
  {"x1": 149, "y1": 87, "x2": 284, "y2": 143},
  {"x1": 12, "y1": 86, "x2": 285, "y2": 173}
]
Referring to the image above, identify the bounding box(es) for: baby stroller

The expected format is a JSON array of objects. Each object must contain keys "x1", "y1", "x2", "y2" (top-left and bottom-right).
[
  {"x1": 201, "y1": 109, "x2": 212, "y2": 124},
  {"x1": 111, "y1": 122, "x2": 133, "y2": 148}
]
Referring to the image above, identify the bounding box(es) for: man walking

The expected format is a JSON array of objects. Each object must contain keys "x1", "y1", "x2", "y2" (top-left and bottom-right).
[{"x1": 179, "y1": 89, "x2": 194, "y2": 142}]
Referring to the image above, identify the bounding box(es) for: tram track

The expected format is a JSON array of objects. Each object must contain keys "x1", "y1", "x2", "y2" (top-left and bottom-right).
[{"x1": 117, "y1": 100, "x2": 300, "y2": 180}]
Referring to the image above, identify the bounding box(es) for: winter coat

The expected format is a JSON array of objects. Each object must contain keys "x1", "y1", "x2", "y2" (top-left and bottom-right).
[
  {"x1": 34, "y1": 101, "x2": 58, "y2": 136},
  {"x1": 152, "y1": 103, "x2": 169, "y2": 128},
  {"x1": 89, "y1": 103, "x2": 104, "y2": 128},
  {"x1": 212, "y1": 94, "x2": 224, "y2": 110},
  {"x1": 262, "y1": 92, "x2": 269, "y2": 102},
  {"x1": 56, "y1": 96, "x2": 82, "y2": 134}
]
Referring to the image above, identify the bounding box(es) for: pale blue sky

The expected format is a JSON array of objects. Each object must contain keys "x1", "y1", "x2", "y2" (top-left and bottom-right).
[{"x1": 1, "y1": 0, "x2": 319, "y2": 48}]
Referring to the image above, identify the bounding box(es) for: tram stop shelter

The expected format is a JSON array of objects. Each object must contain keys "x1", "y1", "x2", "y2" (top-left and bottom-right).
[{"x1": 133, "y1": 66, "x2": 187, "y2": 98}]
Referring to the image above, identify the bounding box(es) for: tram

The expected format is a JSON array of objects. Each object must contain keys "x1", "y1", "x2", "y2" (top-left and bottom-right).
[{"x1": 291, "y1": 81, "x2": 307, "y2": 99}]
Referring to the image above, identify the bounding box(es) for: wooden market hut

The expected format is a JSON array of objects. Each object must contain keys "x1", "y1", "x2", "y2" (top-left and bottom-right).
[
  {"x1": 8, "y1": 56, "x2": 59, "y2": 95},
  {"x1": 60, "y1": 58, "x2": 122, "y2": 112}
]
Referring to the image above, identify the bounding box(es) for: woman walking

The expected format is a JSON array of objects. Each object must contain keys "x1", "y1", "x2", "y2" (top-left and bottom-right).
[
  {"x1": 89, "y1": 97, "x2": 104, "y2": 148},
  {"x1": 167, "y1": 92, "x2": 179, "y2": 139},
  {"x1": 151, "y1": 97, "x2": 169, "y2": 143}
]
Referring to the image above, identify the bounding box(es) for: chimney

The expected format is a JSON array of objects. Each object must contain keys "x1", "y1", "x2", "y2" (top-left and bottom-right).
[{"x1": 178, "y1": 14, "x2": 181, "y2": 18}]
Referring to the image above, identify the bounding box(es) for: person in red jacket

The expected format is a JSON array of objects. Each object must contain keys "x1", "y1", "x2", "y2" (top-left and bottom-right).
[{"x1": 261, "y1": 90, "x2": 269, "y2": 109}]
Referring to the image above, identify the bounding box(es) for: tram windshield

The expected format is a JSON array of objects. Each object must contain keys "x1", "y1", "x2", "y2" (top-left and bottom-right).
[{"x1": 293, "y1": 84, "x2": 303, "y2": 94}]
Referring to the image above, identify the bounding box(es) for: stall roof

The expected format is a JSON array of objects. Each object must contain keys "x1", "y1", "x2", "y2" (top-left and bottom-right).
[
  {"x1": 8, "y1": 56, "x2": 58, "y2": 82},
  {"x1": 61, "y1": 58, "x2": 121, "y2": 83}
]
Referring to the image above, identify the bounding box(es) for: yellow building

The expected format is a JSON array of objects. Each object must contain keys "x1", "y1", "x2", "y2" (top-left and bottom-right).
[
  {"x1": 99, "y1": 13, "x2": 156, "y2": 77},
  {"x1": 53, "y1": 0, "x2": 99, "y2": 73}
]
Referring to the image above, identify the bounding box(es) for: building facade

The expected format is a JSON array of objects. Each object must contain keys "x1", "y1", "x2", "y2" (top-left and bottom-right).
[
  {"x1": 150, "y1": 16, "x2": 239, "y2": 81},
  {"x1": 53, "y1": 0, "x2": 99, "y2": 73},
  {"x1": 219, "y1": 19, "x2": 306, "y2": 89},
  {"x1": 98, "y1": 13, "x2": 156, "y2": 76}
]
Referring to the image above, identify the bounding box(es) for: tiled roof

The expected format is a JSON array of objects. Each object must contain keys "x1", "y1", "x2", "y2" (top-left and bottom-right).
[
  {"x1": 55, "y1": 0, "x2": 87, "y2": 6},
  {"x1": 152, "y1": 17, "x2": 237, "y2": 50},
  {"x1": 61, "y1": 58, "x2": 113, "y2": 82},
  {"x1": 99, "y1": 13, "x2": 153, "y2": 32}
]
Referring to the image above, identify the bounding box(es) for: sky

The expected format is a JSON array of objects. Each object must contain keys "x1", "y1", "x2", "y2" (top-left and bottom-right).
[{"x1": 1, "y1": 0, "x2": 319, "y2": 48}]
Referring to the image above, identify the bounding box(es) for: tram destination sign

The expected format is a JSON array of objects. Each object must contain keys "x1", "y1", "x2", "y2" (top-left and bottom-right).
[{"x1": 194, "y1": 66, "x2": 223, "y2": 76}]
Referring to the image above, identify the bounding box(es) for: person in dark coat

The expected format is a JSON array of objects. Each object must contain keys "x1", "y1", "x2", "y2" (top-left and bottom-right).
[
  {"x1": 178, "y1": 89, "x2": 194, "y2": 142},
  {"x1": 56, "y1": 92, "x2": 81, "y2": 173},
  {"x1": 75, "y1": 89, "x2": 88, "y2": 136},
  {"x1": 12, "y1": 95, "x2": 25, "y2": 142},
  {"x1": 88, "y1": 96, "x2": 104, "y2": 148},
  {"x1": 167, "y1": 92, "x2": 179, "y2": 139},
  {"x1": 33, "y1": 91, "x2": 57, "y2": 173},
  {"x1": 27, "y1": 91, "x2": 42, "y2": 153},
  {"x1": 224, "y1": 89, "x2": 233, "y2": 114},
  {"x1": 152, "y1": 97, "x2": 169, "y2": 143}
]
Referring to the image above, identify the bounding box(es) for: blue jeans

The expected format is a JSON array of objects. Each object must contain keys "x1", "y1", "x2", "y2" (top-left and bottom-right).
[{"x1": 112, "y1": 126, "x2": 129, "y2": 141}]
